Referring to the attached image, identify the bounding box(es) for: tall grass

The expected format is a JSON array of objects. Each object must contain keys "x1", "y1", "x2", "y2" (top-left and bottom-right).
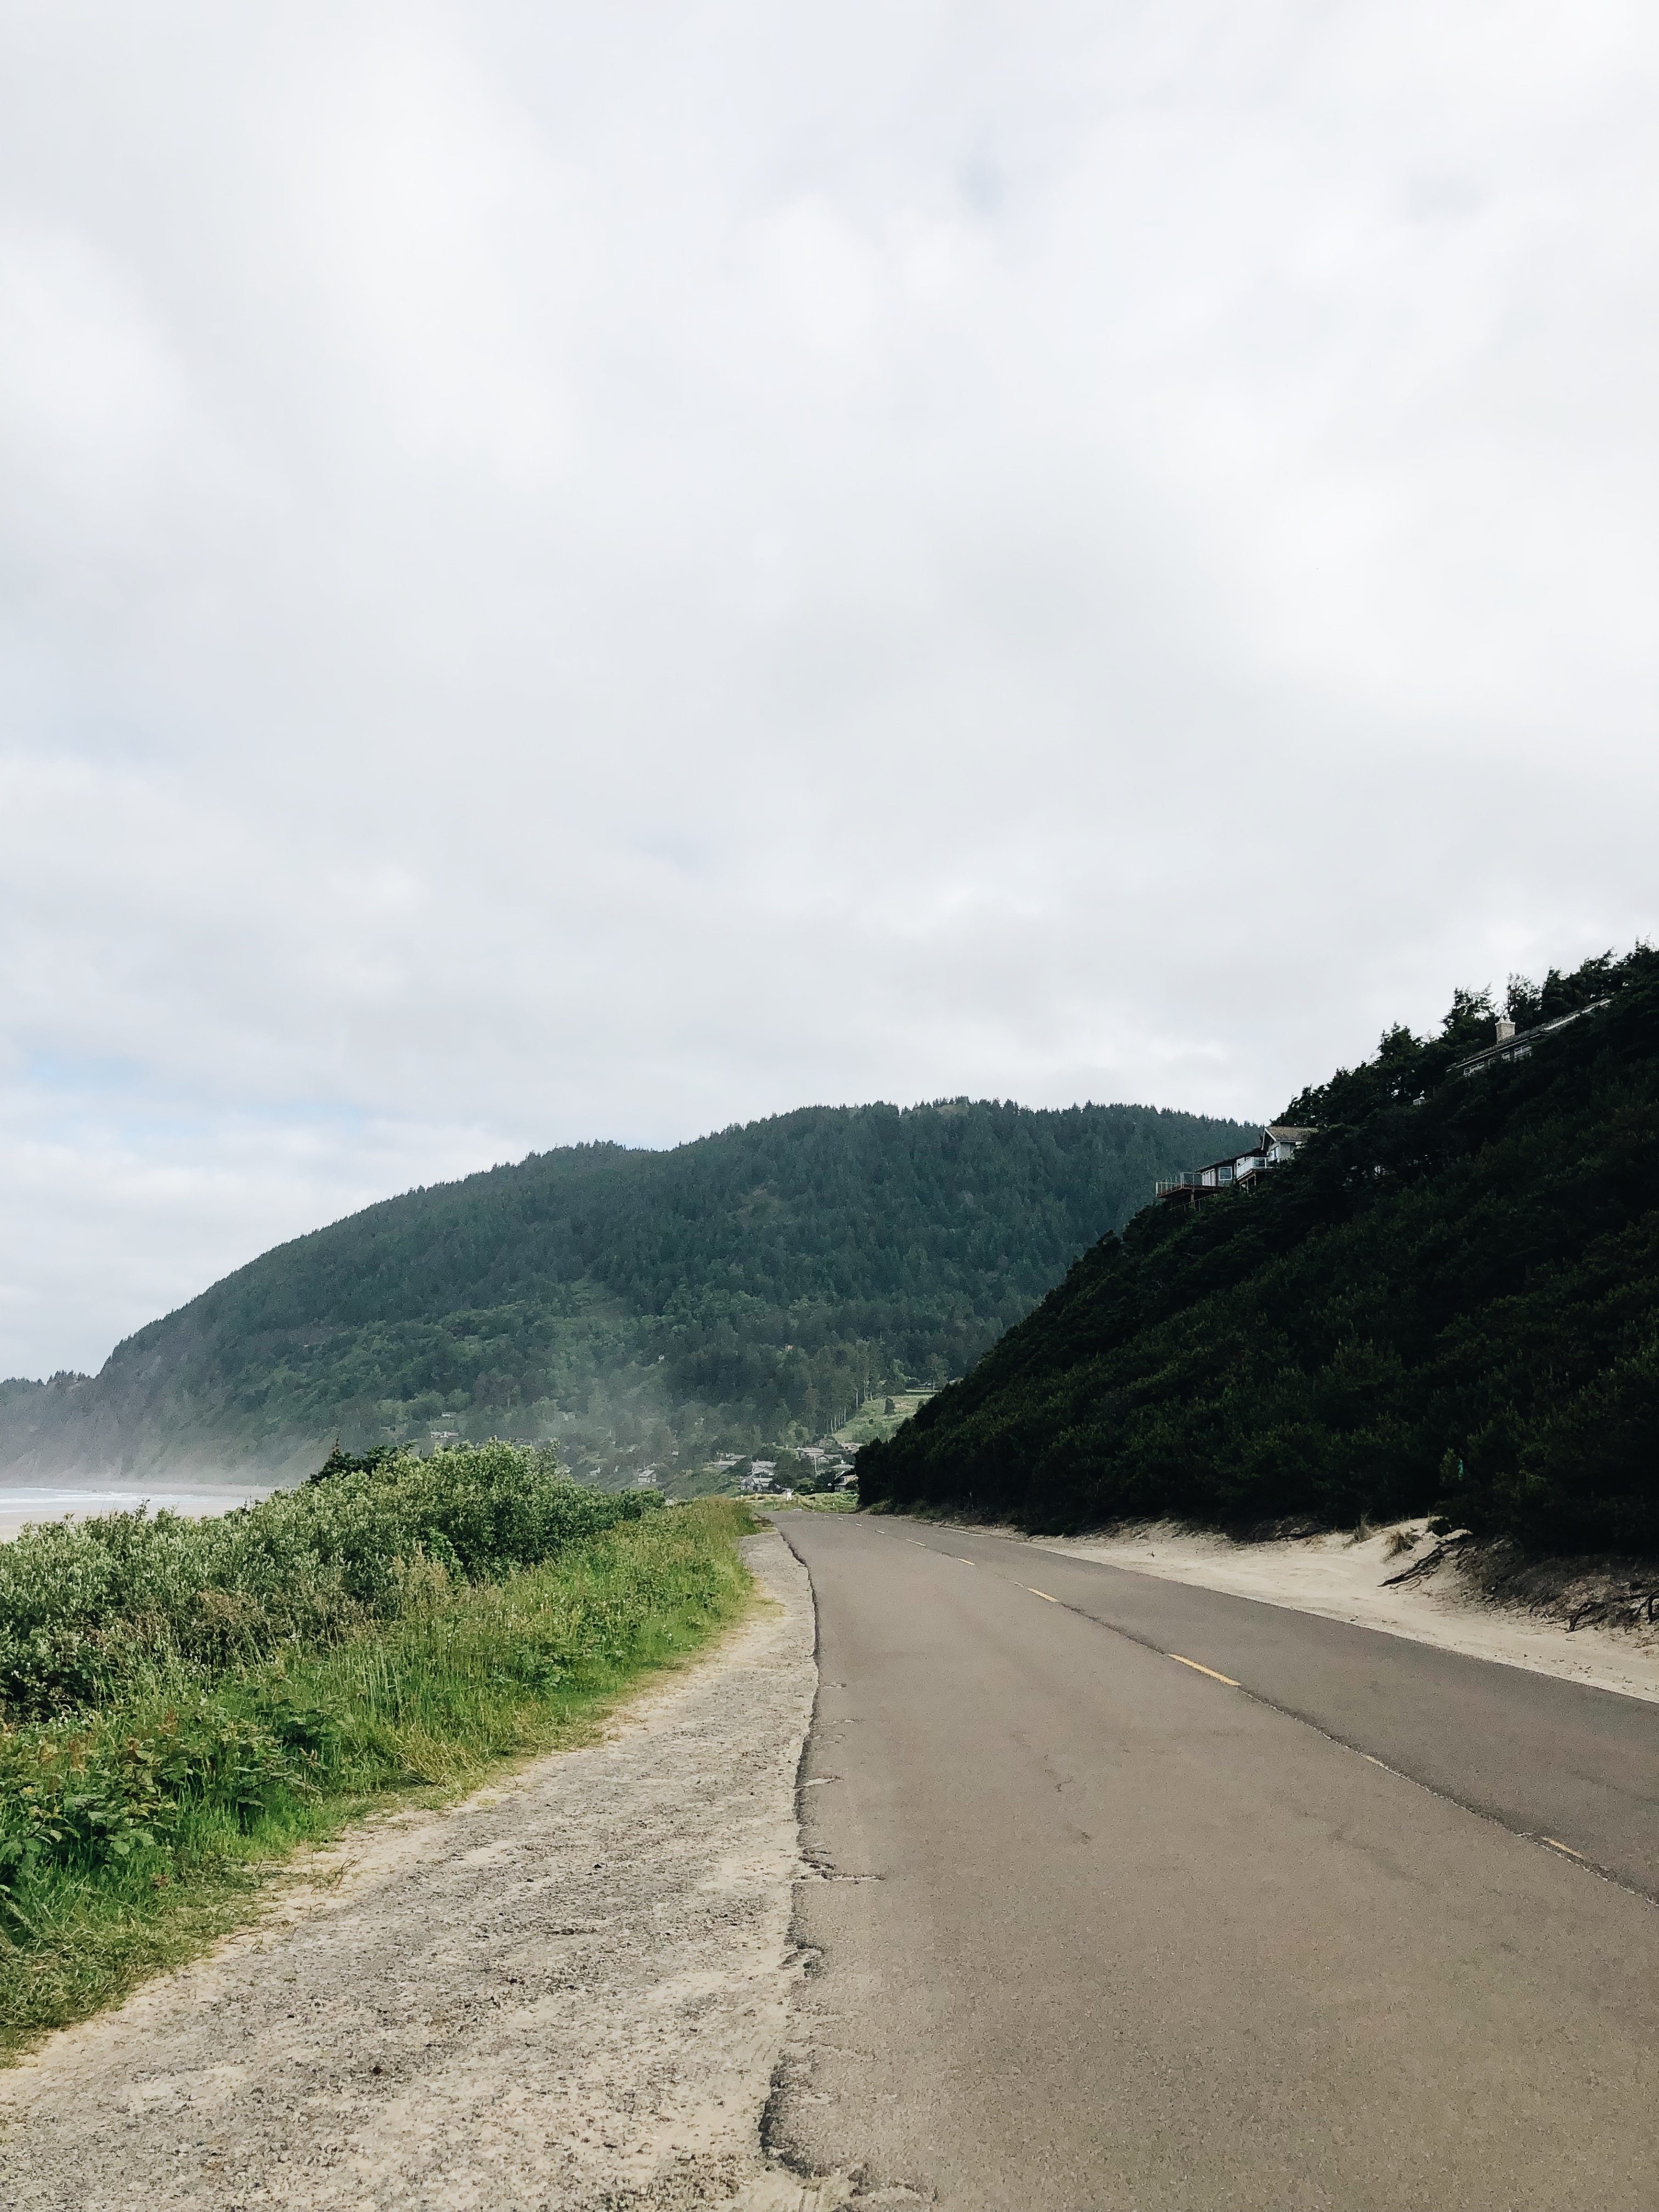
[
  {"x1": 0, "y1": 1448, "x2": 757, "y2": 2055},
  {"x1": 0, "y1": 1440, "x2": 656, "y2": 1715}
]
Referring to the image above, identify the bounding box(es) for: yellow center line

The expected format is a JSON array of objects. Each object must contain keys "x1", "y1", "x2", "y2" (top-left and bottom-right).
[
  {"x1": 1169, "y1": 1654, "x2": 1240, "y2": 1686},
  {"x1": 1027, "y1": 1587, "x2": 1059, "y2": 1602}
]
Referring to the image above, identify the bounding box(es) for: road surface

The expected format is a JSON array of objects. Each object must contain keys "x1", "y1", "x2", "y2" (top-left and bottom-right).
[{"x1": 770, "y1": 1513, "x2": 1659, "y2": 2210}]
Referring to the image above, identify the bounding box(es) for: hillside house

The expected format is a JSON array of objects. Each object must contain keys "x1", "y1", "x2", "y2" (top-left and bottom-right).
[
  {"x1": 1454, "y1": 1000, "x2": 1611, "y2": 1077},
  {"x1": 1155, "y1": 1125, "x2": 1316, "y2": 1206}
]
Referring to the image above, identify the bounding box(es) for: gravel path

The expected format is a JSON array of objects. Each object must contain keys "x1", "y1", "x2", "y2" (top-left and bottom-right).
[{"x1": 0, "y1": 1532, "x2": 820, "y2": 2212}]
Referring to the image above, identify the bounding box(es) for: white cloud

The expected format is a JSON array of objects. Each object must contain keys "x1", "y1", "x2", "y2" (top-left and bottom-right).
[{"x1": 2, "y1": 0, "x2": 1656, "y2": 1374}]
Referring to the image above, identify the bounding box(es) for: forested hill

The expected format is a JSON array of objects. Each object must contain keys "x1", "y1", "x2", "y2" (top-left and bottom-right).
[
  {"x1": 859, "y1": 950, "x2": 1659, "y2": 1556},
  {"x1": 0, "y1": 1097, "x2": 1256, "y2": 1485}
]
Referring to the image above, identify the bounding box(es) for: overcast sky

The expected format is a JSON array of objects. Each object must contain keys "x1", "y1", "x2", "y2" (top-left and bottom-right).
[{"x1": 3, "y1": 0, "x2": 1656, "y2": 1378}]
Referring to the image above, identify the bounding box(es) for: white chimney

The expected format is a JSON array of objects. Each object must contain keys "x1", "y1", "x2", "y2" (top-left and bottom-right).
[{"x1": 1495, "y1": 1018, "x2": 1516, "y2": 1043}]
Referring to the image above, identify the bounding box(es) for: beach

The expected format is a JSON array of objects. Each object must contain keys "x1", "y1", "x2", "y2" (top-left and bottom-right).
[{"x1": 0, "y1": 1481, "x2": 277, "y2": 1544}]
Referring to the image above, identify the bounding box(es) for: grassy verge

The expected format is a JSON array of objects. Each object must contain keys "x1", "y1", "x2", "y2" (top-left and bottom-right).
[
  {"x1": 0, "y1": 1496, "x2": 757, "y2": 2058},
  {"x1": 768, "y1": 1492, "x2": 860, "y2": 1513},
  {"x1": 833, "y1": 1392, "x2": 934, "y2": 1448}
]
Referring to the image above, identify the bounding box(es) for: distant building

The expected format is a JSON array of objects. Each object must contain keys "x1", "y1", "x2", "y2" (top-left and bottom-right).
[
  {"x1": 1454, "y1": 1001, "x2": 1610, "y2": 1078},
  {"x1": 1155, "y1": 1125, "x2": 1316, "y2": 1206}
]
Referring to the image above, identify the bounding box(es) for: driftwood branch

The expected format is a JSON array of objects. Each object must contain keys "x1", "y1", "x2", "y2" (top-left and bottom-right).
[
  {"x1": 1379, "y1": 1534, "x2": 1659, "y2": 1630},
  {"x1": 1568, "y1": 1590, "x2": 1659, "y2": 1632},
  {"x1": 1381, "y1": 1534, "x2": 1469, "y2": 1588}
]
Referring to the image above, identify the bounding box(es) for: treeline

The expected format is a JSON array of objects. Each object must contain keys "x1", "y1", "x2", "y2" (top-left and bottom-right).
[
  {"x1": 2, "y1": 1098, "x2": 1257, "y2": 1482},
  {"x1": 859, "y1": 949, "x2": 1659, "y2": 1555}
]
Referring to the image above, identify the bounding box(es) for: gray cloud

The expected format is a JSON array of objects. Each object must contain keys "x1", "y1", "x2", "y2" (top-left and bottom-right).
[{"x1": 3, "y1": 0, "x2": 1656, "y2": 1373}]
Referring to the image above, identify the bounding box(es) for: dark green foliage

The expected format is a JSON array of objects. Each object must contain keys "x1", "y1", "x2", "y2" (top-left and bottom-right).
[
  {"x1": 307, "y1": 1443, "x2": 401, "y2": 1483},
  {"x1": 1, "y1": 1099, "x2": 1257, "y2": 1480},
  {"x1": 860, "y1": 949, "x2": 1659, "y2": 1555}
]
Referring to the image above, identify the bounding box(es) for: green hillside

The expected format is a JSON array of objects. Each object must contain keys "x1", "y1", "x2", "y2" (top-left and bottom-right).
[
  {"x1": 1, "y1": 1098, "x2": 1257, "y2": 1486},
  {"x1": 859, "y1": 951, "x2": 1659, "y2": 1555}
]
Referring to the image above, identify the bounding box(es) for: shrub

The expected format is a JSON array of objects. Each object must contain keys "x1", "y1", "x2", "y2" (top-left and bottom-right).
[{"x1": 0, "y1": 1442, "x2": 657, "y2": 1716}]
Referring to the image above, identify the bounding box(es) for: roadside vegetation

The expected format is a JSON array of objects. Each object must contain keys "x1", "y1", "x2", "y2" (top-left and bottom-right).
[
  {"x1": 862, "y1": 947, "x2": 1659, "y2": 1558},
  {"x1": 834, "y1": 1391, "x2": 934, "y2": 1448},
  {"x1": 0, "y1": 1444, "x2": 755, "y2": 2056}
]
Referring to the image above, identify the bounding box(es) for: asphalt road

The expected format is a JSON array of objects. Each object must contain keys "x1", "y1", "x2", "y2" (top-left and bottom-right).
[{"x1": 770, "y1": 1513, "x2": 1659, "y2": 2210}]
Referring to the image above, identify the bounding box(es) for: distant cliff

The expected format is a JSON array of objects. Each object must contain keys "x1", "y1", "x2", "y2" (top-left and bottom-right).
[
  {"x1": 1, "y1": 1097, "x2": 1257, "y2": 1486},
  {"x1": 859, "y1": 951, "x2": 1659, "y2": 1555}
]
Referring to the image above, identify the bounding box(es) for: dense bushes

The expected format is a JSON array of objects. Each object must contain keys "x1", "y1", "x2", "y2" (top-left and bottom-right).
[
  {"x1": 860, "y1": 948, "x2": 1659, "y2": 1555},
  {"x1": 0, "y1": 1472, "x2": 753, "y2": 2047},
  {"x1": 0, "y1": 1442, "x2": 658, "y2": 1717}
]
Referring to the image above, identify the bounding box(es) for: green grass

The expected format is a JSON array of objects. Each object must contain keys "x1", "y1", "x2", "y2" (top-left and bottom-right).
[
  {"x1": 766, "y1": 1491, "x2": 860, "y2": 1513},
  {"x1": 834, "y1": 1392, "x2": 934, "y2": 1447},
  {"x1": 0, "y1": 1496, "x2": 758, "y2": 2059},
  {"x1": 664, "y1": 1460, "x2": 754, "y2": 1502}
]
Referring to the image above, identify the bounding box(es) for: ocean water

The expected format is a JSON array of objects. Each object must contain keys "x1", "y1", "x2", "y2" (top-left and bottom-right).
[{"x1": 0, "y1": 1482, "x2": 277, "y2": 1542}]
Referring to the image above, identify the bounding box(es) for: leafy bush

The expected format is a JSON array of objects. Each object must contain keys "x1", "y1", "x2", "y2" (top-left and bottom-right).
[
  {"x1": 0, "y1": 1701, "x2": 290, "y2": 1891},
  {"x1": 0, "y1": 1442, "x2": 658, "y2": 1716}
]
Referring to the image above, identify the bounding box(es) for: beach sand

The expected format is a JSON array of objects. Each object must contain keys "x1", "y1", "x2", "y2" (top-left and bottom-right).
[{"x1": 0, "y1": 1482, "x2": 275, "y2": 1544}]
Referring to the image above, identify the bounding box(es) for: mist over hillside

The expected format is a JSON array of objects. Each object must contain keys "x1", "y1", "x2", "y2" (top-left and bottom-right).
[
  {"x1": 861, "y1": 952, "x2": 1659, "y2": 1556},
  {"x1": 1, "y1": 1098, "x2": 1257, "y2": 1488}
]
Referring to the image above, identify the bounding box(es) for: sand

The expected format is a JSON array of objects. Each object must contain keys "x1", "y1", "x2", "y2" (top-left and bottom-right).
[
  {"x1": 1026, "y1": 1519, "x2": 1659, "y2": 1704},
  {"x1": 0, "y1": 1485, "x2": 274, "y2": 1544}
]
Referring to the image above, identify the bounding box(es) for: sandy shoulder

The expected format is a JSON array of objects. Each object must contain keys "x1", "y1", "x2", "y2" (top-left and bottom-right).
[
  {"x1": 0, "y1": 1531, "x2": 821, "y2": 2212},
  {"x1": 1026, "y1": 1521, "x2": 1659, "y2": 1706}
]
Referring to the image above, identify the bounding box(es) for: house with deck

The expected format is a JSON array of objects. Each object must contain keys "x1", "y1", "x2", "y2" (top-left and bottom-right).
[{"x1": 1154, "y1": 1125, "x2": 1316, "y2": 1206}]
